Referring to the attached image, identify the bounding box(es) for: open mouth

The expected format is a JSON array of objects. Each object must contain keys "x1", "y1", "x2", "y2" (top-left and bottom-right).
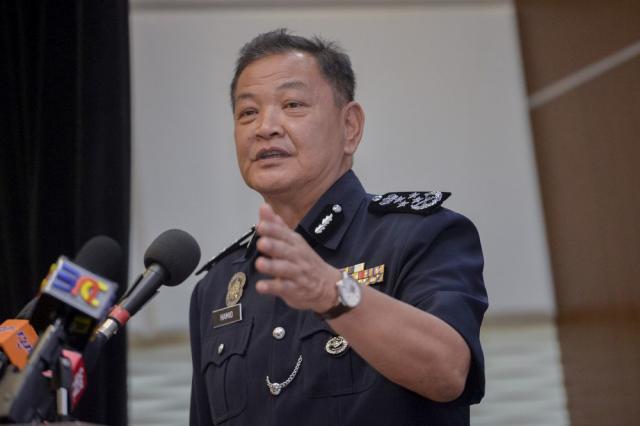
[{"x1": 256, "y1": 148, "x2": 290, "y2": 161}]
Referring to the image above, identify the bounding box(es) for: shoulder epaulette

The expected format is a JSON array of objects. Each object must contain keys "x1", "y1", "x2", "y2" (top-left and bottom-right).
[
  {"x1": 195, "y1": 226, "x2": 256, "y2": 275},
  {"x1": 368, "y1": 191, "x2": 451, "y2": 216}
]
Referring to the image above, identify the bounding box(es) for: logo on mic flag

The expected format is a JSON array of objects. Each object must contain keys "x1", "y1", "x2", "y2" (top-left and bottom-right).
[
  {"x1": 71, "y1": 276, "x2": 109, "y2": 307},
  {"x1": 16, "y1": 330, "x2": 33, "y2": 351}
]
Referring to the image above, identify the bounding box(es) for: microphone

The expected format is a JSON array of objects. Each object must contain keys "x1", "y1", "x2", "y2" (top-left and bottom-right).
[
  {"x1": 0, "y1": 236, "x2": 123, "y2": 423},
  {"x1": 74, "y1": 235, "x2": 123, "y2": 283},
  {"x1": 29, "y1": 236, "x2": 122, "y2": 351},
  {"x1": 69, "y1": 229, "x2": 199, "y2": 418},
  {"x1": 0, "y1": 236, "x2": 122, "y2": 377},
  {"x1": 28, "y1": 258, "x2": 118, "y2": 351},
  {"x1": 97, "y1": 229, "x2": 200, "y2": 340},
  {"x1": 7, "y1": 235, "x2": 121, "y2": 324}
]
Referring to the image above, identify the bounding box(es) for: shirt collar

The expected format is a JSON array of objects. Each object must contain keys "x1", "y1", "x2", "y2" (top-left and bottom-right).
[
  {"x1": 297, "y1": 169, "x2": 367, "y2": 251},
  {"x1": 238, "y1": 169, "x2": 367, "y2": 263}
]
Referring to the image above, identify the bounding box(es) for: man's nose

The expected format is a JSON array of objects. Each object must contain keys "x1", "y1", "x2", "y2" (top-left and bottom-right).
[{"x1": 255, "y1": 107, "x2": 284, "y2": 140}]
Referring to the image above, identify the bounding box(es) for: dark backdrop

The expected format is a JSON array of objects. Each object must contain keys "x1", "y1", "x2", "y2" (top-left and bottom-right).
[{"x1": 0, "y1": 1, "x2": 130, "y2": 425}]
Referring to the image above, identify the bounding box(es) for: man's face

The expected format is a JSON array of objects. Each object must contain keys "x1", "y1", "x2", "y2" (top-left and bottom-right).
[{"x1": 233, "y1": 51, "x2": 350, "y2": 199}]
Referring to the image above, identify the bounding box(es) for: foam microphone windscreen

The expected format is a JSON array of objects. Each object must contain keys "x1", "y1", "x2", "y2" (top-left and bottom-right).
[
  {"x1": 74, "y1": 236, "x2": 123, "y2": 283},
  {"x1": 143, "y1": 229, "x2": 201, "y2": 286}
]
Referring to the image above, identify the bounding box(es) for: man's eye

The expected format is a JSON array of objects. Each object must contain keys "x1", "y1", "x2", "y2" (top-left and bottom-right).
[
  {"x1": 238, "y1": 109, "x2": 256, "y2": 119},
  {"x1": 284, "y1": 101, "x2": 303, "y2": 109}
]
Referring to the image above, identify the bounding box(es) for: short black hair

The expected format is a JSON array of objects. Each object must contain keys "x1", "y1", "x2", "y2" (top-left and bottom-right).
[{"x1": 230, "y1": 28, "x2": 356, "y2": 109}]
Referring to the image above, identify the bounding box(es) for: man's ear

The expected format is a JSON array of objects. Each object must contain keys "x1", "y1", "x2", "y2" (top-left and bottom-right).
[{"x1": 342, "y1": 101, "x2": 365, "y2": 155}]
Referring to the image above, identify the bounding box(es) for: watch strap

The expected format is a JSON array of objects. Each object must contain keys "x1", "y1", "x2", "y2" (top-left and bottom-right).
[
  {"x1": 318, "y1": 302, "x2": 352, "y2": 320},
  {"x1": 318, "y1": 272, "x2": 359, "y2": 320}
]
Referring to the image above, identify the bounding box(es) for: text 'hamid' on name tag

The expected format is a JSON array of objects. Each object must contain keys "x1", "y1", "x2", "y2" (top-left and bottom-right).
[{"x1": 212, "y1": 304, "x2": 243, "y2": 328}]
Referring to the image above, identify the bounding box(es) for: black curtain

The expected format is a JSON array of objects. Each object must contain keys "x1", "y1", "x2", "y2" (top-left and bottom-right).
[{"x1": 0, "y1": 1, "x2": 130, "y2": 425}]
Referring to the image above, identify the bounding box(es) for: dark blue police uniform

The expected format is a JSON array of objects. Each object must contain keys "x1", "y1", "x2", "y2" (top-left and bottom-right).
[{"x1": 190, "y1": 170, "x2": 488, "y2": 426}]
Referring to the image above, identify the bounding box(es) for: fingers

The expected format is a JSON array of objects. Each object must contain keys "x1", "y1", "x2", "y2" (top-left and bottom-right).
[
  {"x1": 255, "y1": 256, "x2": 299, "y2": 279},
  {"x1": 257, "y1": 204, "x2": 303, "y2": 251},
  {"x1": 256, "y1": 236, "x2": 294, "y2": 259},
  {"x1": 256, "y1": 220, "x2": 294, "y2": 243},
  {"x1": 258, "y1": 203, "x2": 287, "y2": 227},
  {"x1": 258, "y1": 203, "x2": 277, "y2": 222},
  {"x1": 256, "y1": 278, "x2": 292, "y2": 297},
  {"x1": 254, "y1": 203, "x2": 335, "y2": 312}
]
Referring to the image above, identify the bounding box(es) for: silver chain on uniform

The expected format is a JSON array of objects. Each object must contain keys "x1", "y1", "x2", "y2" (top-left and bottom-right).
[{"x1": 265, "y1": 355, "x2": 303, "y2": 396}]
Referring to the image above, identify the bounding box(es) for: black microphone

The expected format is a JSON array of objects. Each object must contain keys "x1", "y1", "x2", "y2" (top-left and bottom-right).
[
  {"x1": 96, "y1": 229, "x2": 200, "y2": 341},
  {"x1": 74, "y1": 235, "x2": 123, "y2": 283}
]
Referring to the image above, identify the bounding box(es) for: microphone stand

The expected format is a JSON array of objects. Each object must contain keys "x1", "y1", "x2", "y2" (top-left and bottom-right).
[{"x1": 53, "y1": 351, "x2": 73, "y2": 422}]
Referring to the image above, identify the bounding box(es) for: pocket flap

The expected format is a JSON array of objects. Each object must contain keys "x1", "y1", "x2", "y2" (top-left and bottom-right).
[
  {"x1": 298, "y1": 312, "x2": 334, "y2": 339},
  {"x1": 201, "y1": 317, "x2": 253, "y2": 371}
]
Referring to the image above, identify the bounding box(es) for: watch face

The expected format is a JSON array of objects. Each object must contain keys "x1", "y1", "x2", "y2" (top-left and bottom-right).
[{"x1": 339, "y1": 275, "x2": 362, "y2": 307}]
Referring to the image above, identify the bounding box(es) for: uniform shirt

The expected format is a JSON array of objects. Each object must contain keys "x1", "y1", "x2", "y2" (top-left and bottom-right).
[{"x1": 190, "y1": 170, "x2": 488, "y2": 426}]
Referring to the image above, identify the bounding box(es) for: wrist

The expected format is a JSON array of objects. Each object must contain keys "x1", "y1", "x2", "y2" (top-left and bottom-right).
[
  {"x1": 317, "y1": 270, "x2": 363, "y2": 320},
  {"x1": 315, "y1": 269, "x2": 341, "y2": 314}
]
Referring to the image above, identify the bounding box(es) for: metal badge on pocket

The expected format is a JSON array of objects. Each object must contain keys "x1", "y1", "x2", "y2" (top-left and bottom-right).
[
  {"x1": 226, "y1": 272, "x2": 246, "y2": 307},
  {"x1": 325, "y1": 336, "x2": 349, "y2": 356}
]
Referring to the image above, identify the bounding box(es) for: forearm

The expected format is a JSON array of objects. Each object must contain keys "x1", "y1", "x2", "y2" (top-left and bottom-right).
[
  {"x1": 327, "y1": 285, "x2": 471, "y2": 402},
  {"x1": 253, "y1": 204, "x2": 474, "y2": 401}
]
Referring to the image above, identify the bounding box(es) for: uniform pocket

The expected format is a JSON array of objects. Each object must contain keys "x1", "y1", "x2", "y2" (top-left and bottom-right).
[
  {"x1": 298, "y1": 314, "x2": 377, "y2": 398},
  {"x1": 201, "y1": 317, "x2": 253, "y2": 424}
]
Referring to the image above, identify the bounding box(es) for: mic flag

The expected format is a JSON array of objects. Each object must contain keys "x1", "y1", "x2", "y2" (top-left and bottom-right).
[
  {"x1": 0, "y1": 320, "x2": 38, "y2": 371},
  {"x1": 61, "y1": 350, "x2": 86, "y2": 410},
  {"x1": 32, "y1": 257, "x2": 118, "y2": 351},
  {"x1": 43, "y1": 257, "x2": 116, "y2": 319}
]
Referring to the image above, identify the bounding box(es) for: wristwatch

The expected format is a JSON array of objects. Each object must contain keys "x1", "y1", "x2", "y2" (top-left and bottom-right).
[{"x1": 319, "y1": 271, "x2": 362, "y2": 320}]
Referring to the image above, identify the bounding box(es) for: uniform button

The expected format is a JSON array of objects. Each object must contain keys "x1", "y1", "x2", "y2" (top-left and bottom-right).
[
  {"x1": 218, "y1": 343, "x2": 224, "y2": 354},
  {"x1": 332, "y1": 204, "x2": 342, "y2": 213},
  {"x1": 272, "y1": 326, "x2": 286, "y2": 340}
]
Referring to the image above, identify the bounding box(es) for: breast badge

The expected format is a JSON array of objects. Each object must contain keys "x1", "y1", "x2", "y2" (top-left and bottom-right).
[
  {"x1": 226, "y1": 272, "x2": 247, "y2": 307},
  {"x1": 325, "y1": 336, "x2": 349, "y2": 356}
]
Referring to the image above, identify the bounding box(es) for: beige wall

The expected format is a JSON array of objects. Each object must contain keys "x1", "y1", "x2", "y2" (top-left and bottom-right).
[{"x1": 515, "y1": 1, "x2": 640, "y2": 423}]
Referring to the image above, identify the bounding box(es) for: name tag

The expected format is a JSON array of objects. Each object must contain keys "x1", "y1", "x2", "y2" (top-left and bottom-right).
[{"x1": 212, "y1": 304, "x2": 243, "y2": 328}]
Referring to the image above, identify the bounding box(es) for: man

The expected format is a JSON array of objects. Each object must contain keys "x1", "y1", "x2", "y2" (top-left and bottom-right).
[{"x1": 190, "y1": 29, "x2": 487, "y2": 425}]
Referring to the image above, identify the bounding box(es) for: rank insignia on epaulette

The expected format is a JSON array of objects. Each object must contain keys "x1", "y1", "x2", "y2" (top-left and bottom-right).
[
  {"x1": 368, "y1": 191, "x2": 450, "y2": 216},
  {"x1": 340, "y1": 263, "x2": 384, "y2": 286}
]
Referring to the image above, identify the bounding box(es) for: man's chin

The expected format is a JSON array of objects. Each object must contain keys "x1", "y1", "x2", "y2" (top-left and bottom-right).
[{"x1": 247, "y1": 175, "x2": 296, "y2": 197}]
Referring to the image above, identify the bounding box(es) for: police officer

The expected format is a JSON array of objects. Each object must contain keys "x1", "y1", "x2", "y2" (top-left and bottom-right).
[{"x1": 190, "y1": 29, "x2": 488, "y2": 426}]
